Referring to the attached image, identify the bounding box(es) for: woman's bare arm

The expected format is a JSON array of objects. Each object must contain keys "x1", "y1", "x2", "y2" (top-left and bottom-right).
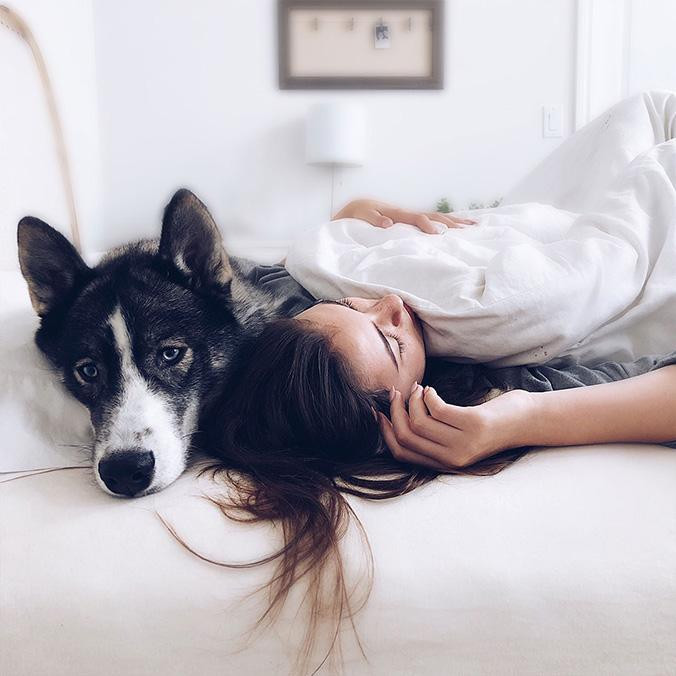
[{"x1": 379, "y1": 366, "x2": 676, "y2": 470}]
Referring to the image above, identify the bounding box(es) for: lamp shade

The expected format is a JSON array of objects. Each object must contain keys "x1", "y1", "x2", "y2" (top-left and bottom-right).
[{"x1": 305, "y1": 102, "x2": 366, "y2": 167}]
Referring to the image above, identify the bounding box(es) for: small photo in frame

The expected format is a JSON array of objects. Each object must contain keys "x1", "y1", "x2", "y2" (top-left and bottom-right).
[
  {"x1": 374, "y1": 20, "x2": 391, "y2": 49},
  {"x1": 278, "y1": 0, "x2": 444, "y2": 90}
]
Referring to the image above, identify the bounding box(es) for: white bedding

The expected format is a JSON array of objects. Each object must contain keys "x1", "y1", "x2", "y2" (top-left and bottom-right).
[
  {"x1": 286, "y1": 90, "x2": 676, "y2": 367},
  {"x1": 2, "y1": 260, "x2": 675, "y2": 676},
  {"x1": 0, "y1": 272, "x2": 90, "y2": 473},
  {"x1": 2, "y1": 443, "x2": 675, "y2": 675}
]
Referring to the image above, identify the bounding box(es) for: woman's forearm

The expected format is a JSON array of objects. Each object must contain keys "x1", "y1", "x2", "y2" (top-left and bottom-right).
[{"x1": 513, "y1": 365, "x2": 676, "y2": 448}]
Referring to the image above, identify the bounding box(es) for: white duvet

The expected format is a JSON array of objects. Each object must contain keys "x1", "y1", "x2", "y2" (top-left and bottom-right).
[{"x1": 286, "y1": 90, "x2": 676, "y2": 367}]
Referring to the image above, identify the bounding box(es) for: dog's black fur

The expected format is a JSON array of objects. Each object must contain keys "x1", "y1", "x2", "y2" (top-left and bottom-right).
[{"x1": 18, "y1": 189, "x2": 280, "y2": 497}]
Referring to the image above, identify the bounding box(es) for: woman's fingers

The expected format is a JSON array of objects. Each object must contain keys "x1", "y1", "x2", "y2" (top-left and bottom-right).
[
  {"x1": 407, "y1": 383, "x2": 461, "y2": 442},
  {"x1": 428, "y1": 213, "x2": 457, "y2": 228},
  {"x1": 400, "y1": 210, "x2": 442, "y2": 234},
  {"x1": 378, "y1": 413, "x2": 449, "y2": 471},
  {"x1": 423, "y1": 386, "x2": 475, "y2": 427},
  {"x1": 449, "y1": 213, "x2": 478, "y2": 225},
  {"x1": 429, "y1": 212, "x2": 477, "y2": 228},
  {"x1": 415, "y1": 213, "x2": 444, "y2": 234},
  {"x1": 388, "y1": 389, "x2": 468, "y2": 466}
]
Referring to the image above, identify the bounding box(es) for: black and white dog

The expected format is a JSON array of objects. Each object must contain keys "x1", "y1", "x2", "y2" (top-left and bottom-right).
[{"x1": 18, "y1": 189, "x2": 279, "y2": 498}]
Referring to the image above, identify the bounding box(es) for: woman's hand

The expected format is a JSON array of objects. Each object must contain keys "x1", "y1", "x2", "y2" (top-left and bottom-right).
[
  {"x1": 333, "y1": 199, "x2": 476, "y2": 234},
  {"x1": 378, "y1": 384, "x2": 533, "y2": 470}
]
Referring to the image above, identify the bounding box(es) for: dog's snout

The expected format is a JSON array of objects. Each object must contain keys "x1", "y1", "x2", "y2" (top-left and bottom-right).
[{"x1": 98, "y1": 450, "x2": 155, "y2": 497}]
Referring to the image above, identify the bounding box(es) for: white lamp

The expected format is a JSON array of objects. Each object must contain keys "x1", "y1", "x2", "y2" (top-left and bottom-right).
[{"x1": 305, "y1": 102, "x2": 366, "y2": 216}]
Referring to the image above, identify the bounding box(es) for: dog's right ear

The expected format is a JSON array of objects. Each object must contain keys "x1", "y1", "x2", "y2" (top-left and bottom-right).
[
  {"x1": 159, "y1": 189, "x2": 232, "y2": 289},
  {"x1": 17, "y1": 217, "x2": 90, "y2": 317}
]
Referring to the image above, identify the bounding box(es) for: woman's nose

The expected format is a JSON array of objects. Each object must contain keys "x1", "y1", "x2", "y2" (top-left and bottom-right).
[{"x1": 375, "y1": 294, "x2": 404, "y2": 327}]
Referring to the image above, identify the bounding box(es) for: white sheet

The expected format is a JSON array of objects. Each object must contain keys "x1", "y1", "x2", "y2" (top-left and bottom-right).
[
  {"x1": 2, "y1": 444, "x2": 675, "y2": 675},
  {"x1": 286, "y1": 91, "x2": 676, "y2": 367},
  {"x1": 2, "y1": 253, "x2": 675, "y2": 676}
]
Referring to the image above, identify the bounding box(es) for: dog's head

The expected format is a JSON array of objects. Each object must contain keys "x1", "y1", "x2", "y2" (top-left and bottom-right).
[{"x1": 18, "y1": 189, "x2": 254, "y2": 497}]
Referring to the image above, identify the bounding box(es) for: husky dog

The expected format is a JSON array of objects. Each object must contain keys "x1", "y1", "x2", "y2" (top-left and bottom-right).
[{"x1": 18, "y1": 189, "x2": 279, "y2": 497}]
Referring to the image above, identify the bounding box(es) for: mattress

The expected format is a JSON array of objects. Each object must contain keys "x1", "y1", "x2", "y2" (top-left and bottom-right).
[{"x1": 1, "y1": 272, "x2": 675, "y2": 675}]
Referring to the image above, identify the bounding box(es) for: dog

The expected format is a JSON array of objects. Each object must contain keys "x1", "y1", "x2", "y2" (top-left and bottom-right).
[{"x1": 18, "y1": 189, "x2": 281, "y2": 497}]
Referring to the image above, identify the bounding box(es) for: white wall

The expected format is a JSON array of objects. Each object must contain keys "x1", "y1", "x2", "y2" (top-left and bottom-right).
[
  {"x1": 91, "y1": 0, "x2": 577, "y2": 251},
  {"x1": 626, "y1": 0, "x2": 676, "y2": 96},
  {"x1": 573, "y1": 0, "x2": 676, "y2": 126},
  {"x1": 6, "y1": 0, "x2": 676, "y2": 259},
  {"x1": 0, "y1": 0, "x2": 102, "y2": 266}
]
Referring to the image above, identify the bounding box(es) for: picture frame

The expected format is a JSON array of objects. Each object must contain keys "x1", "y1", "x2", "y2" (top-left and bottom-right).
[{"x1": 278, "y1": 0, "x2": 444, "y2": 90}]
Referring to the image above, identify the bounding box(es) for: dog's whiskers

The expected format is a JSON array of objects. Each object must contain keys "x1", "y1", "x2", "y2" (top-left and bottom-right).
[
  {"x1": 57, "y1": 442, "x2": 94, "y2": 451},
  {"x1": 0, "y1": 465, "x2": 90, "y2": 483}
]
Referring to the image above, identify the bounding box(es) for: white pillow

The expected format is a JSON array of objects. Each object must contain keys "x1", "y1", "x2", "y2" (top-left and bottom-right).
[{"x1": 0, "y1": 271, "x2": 91, "y2": 472}]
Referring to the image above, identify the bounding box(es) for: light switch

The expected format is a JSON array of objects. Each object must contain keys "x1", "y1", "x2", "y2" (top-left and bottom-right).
[{"x1": 542, "y1": 104, "x2": 563, "y2": 138}]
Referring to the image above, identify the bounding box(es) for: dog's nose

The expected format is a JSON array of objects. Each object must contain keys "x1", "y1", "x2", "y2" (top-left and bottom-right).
[{"x1": 98, "y1": 450, "x2": 155, "y2": 497}]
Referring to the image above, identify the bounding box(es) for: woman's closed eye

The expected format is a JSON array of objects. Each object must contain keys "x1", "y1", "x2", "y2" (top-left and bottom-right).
[
  {"x1": 336, "y1": 298, "x2": 358, "y2": 311},
  {"x1": 332, "y1": 298, "x2": 404, "y2": 360},
  {"x1": 385, "y1": 331, "x2": 405, "y2": 355}
]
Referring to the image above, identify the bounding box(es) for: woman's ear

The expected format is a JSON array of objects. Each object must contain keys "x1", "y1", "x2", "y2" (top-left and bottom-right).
[
  {"x1": 17, "y1": 217, "x2": 90, "y2": 317},
  {"x1": 159, "y1": 188, "x2": 232, "y2": 289}
]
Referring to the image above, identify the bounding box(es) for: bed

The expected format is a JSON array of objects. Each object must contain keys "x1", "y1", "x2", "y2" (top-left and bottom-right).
[{"x1": 2, "y1": 265, "x2": 675, "y2": 676}]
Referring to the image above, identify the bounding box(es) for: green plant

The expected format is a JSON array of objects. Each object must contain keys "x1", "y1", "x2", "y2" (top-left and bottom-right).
[
  {"x1": 468, "y1": 197, "x2": 502, "y2": 210},
  {"x1": 437, "y1": 197, "x2": 502, "y2": 212},
  {"x1": 436, "y1": 198, "x2": 453, "y2": 213}
]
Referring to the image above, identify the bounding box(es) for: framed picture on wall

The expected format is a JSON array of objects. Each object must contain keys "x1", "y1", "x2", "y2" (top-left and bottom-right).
[{"x1": 278, "y1": 0, "x2": 444, "y2": 90}]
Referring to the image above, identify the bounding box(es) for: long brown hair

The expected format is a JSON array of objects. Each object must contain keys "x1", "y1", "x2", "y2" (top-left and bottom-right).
[{"x1": 166, "y1": 318, "x2": 529, "y2": 673}]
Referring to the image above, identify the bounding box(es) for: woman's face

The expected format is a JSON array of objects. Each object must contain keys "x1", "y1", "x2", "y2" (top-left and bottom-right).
[{"x1": 296, "y1": 294, "x2": 426, "y2": 395}]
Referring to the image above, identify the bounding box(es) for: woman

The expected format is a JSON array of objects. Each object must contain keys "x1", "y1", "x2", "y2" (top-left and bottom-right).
[
  {"x1": 201, "y1": 197, "x2": 676, "y2": 672},
  {"x1": 229, "y1": 197, "x2": 676, "y2": 470}
]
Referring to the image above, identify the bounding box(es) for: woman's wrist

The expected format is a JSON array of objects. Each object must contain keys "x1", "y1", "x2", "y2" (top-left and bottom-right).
[
  {"x1": 470, "y1": 389, "x2": 539, "y2": 463},
  {"x1": 493, "y1": 388, "x2": 577, "y2": 450},
  {"x1": 496, "y1": 390, "x2": 539, "y2": 449}
]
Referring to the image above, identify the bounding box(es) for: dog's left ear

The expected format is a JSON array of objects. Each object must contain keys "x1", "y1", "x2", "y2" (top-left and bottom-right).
[
  {"x1": 17, "y1": 217, "x2": 90, "y2": 317},
  {"x1": 159, "y1": 189, "x2": 232, "y2": 288}
]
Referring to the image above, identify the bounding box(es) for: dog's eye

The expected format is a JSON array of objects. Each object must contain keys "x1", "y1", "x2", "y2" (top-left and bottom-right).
[
  {"x1": 159, "y1": 346, "x2": 184, "y2": 364},
  {"x1": 76, "y1": 362, "x2": 99, "y2": 382}
]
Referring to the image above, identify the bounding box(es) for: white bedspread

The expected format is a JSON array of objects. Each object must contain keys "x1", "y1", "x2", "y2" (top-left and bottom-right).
[{"x1": 286, "y1": 91, "x2": 676, "y2": 366}]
